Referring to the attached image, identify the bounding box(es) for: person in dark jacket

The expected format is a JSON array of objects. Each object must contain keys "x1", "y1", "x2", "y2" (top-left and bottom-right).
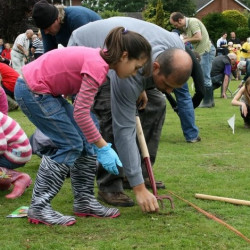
[
  {"x1": 211, "y1": 53, "x2": 237, "y2": 99},
  {"x1": 32, "y1": 0, "x2": 101, "y2": 53}
]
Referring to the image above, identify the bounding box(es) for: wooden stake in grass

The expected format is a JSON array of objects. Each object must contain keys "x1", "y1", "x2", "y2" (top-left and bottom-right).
[{"x1": 195, "y1": 193, "x2": 250, "y2": 206}]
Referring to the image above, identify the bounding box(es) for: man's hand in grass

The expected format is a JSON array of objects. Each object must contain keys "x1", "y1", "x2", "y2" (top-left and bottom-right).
[{"x1": 133, "y1": 183, "x2": 159, "y2": 212}]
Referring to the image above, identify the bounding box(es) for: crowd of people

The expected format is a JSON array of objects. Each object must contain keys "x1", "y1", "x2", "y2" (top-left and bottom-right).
[
  {"x1": 170, "y1": 12, "x2": 250, "y2": 127},
  {"x1": 0, "y1": 0, "x2": 249, "y2": 227}
]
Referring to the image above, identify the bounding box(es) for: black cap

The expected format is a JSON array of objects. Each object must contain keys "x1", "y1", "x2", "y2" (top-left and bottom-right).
[{"x1": 32, "y1": 0, "x2": 59, "y2": 29}]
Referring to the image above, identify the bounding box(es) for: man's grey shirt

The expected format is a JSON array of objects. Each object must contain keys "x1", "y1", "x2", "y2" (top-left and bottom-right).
[{"x1": 68, "y1": 17, "x2": 184, "y2": 186}]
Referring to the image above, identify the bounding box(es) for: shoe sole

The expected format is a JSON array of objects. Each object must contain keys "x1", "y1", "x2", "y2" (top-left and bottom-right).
[
  {"x1": 97, "y1": 195, "x2": 134, "y2": 207},
  {"x1": 74, "y1": 212, "x2": 120, "y2": 218},
  {"x1": 28, "y1": 217, "x2": 76, "y2": 226},
  {"x1": 187, "y1": 138, "x2": 201, "y2": 143}
]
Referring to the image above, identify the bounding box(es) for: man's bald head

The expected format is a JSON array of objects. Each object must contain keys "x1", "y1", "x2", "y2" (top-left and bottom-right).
[
  {"x1": 155, "y1": 48, "x2": 192, "y2": 87},
  {"x1": 26, "y1": 29, "x2": 34, "y2": 39}
]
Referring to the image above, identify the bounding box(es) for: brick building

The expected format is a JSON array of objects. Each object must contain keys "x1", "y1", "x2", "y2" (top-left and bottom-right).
[{"x1": 195, "y1": 0, "x2": 250, "y2": 19}]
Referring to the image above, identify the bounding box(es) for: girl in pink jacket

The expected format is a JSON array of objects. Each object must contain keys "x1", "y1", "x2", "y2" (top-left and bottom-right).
[{"x1": 14, "y1": 27, "x2": 151, "y2": 226}]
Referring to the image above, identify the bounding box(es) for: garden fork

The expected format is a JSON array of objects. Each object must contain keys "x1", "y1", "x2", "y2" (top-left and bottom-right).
[{"x1": 136, "y1": 116, "x2": 174, "y2": 210}]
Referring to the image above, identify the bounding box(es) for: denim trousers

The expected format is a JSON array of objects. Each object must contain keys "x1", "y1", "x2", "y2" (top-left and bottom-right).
[
  {"x1": 14, "y1": 78, "x2": 95, "y2": 167},
  {"x1": 173, "y1": 83, "x2": 199, "y2": 141},
  {"x1": 200, "y1": 44, "x2": 216, "y2": 87},
  {"x1": 0, "y1": 156, "x2": 25, "y2": 169}
]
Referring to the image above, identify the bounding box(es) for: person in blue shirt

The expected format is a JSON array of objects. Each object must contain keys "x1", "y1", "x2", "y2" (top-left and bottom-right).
[{"x1": 32, "y1": 0, "x2": 101, "y2": 53}]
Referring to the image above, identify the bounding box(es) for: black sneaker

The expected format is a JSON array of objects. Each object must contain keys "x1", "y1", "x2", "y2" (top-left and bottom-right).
[
  {"x1": 244, "y1": 123, "x2": 250, "y2": 129},
  {"x1": 187, "y1": 136, "x2": 201, "y2": 143}
]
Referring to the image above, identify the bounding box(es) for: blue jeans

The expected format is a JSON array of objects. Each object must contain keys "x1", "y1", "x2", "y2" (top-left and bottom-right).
[
  {"x1": 0, "y1": 156, "x2": 25, "y2": 169},
  {"x1": 200, "y1": 44, "x2": 216, "y2": 87},
  {"x1": 174, "y1": 83, "x2": 199, "y2": 141},
  {"x1": 14, "y1": 78, "x2": 96, "y2": 167}
]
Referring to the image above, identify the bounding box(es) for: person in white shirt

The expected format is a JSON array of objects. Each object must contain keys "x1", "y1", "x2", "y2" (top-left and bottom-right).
[
  {"x1": 10, "y1": 29, "x2": 34, "y2": 74},
  {"x1": 216, "y1": 32, "x2": 228, "y2": 56}
]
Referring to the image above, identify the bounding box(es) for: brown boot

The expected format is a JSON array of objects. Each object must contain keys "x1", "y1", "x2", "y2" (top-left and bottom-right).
[
  {"x1": 98, "y1": 191, "x2": 134, "y2": 207},
  {"x1": 123, "y1": 177, "x2": 166, "y2": 190},
  {"x1": 0, "y1": 167, "x2": 32, "y2": 199}
]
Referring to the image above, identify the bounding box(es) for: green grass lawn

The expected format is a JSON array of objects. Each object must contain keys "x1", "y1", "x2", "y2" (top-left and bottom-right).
[{"x1": 0, "y1": 80, "x2": 249, "y2": 250}]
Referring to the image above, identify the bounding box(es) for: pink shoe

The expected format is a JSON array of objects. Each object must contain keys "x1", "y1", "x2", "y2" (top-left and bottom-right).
[
  {"x1": 0, "y1": 167, "x2": 32, "y2": 199},
  {"x1": 6, "y1": 173, "x2": 32, "y2": 199}
]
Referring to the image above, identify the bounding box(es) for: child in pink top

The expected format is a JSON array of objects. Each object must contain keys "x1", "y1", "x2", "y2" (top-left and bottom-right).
[
  {"x1": 0, "y1": 86, "x2": 8, "y2": 115},
  {"x1": 0, "y1": 88, "x2": 31, "y2": 200},
  {"x1": 0, "y1": 111, "x2": 32, "y2": 199},
  {"x1": 0, "y1": 112, "x2": 32, "y2": 165},
  {"x1": 14, "y1": 27, "x2": 151, "y2": 226}
]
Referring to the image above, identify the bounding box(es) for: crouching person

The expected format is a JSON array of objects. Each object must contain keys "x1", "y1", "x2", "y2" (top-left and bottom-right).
[
  {"x1": 0, "y1": 112, "x2": 32, "y2": 199},
  {"x1": 14, "y1": 27, "x2": 152, "y2": 226},
  {"x1": 211, "y1": 53, "x2": 237, "y2": 99},
  {"x1": 231, "y1": 77, "x2": 250, "y2": 128}
]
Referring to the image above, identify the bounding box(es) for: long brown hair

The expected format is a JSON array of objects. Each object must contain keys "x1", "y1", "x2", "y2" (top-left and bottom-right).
[{"x1": 100, "y1": 27, "x2": 152, "y2": 76}]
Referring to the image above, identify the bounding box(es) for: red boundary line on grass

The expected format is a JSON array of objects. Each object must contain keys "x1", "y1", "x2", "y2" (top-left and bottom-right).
[{"x1": 168, "y1": 191, "x2": 250, "y2": 244}]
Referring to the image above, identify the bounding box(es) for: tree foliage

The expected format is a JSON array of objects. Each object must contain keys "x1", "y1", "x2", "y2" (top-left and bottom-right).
[
  {"x1": 202, "y1": 13, "x2": 235, "y2": 45},
  {"x1": 222, "y1": 10, "x2": 247, "y2": 27},
  {"x1": 82, "y1": 0, "x2": 147, "y2": 13},
  {"x1": 202, "y1": 10, "x2": 250, "y2": 44},
  {"x1": 147, "y1": 0, "x2": 196, "y2": 16},
  {"x1": 155, "y1": 0, "x2": 164, "y2": 28},
  {"x1": 81, "y1": 0, "x2": 102, "y2": 12},
  {"x1": 100, "y1": 10, "x2": 125, "y2": 19},
  {"x1": 142, "y1": 3, "x2": 157, "y2": 24},
  {"x1": 221, "y1": 10, "x2": 249, "y2": 41},
  {"x1": 236, "y1": 27, "x2": 250, "y2": 41},
  {"x1": 239, "y1": 0, "x2": 250, "y2": 8},
  {"x1": 143, "y1": 0, "x2": 196, "y2": 30},
  {"x1": 0, "y1": 0, "x2": 37, "y2": 43}
]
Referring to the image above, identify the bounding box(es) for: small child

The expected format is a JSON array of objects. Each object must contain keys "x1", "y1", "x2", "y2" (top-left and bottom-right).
[
  {"x1": 228, "y1": 41, "x2": 237, "y2": 55},
  {"x1": 1, "y1": 43, "x2": 12, "y2": 61},
  {"x1": 0, "y1": 112, "x2": 32, "y2": 198},
  {"x1": 236, "y1": 44, "x2": 242, "y2": 62},
  {"x1": 231, "y1": 77, "x2": 250, "y2": 128}
]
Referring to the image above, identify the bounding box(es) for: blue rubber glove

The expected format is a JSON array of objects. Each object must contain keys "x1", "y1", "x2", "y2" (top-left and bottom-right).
[{"x1": 94, "y1": 143, "x2": 123, "y2": 175}]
